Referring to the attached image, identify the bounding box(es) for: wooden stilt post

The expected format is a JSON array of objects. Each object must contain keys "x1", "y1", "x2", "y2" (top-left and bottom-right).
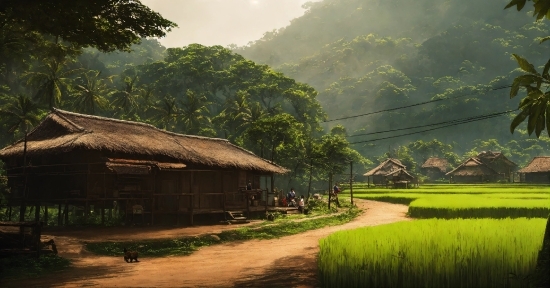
[
  {"x1": 44, "y1": 204, "x2": 48, "y2": 225},
  {"x1": 64, "y1": 202, "x2": 69, "y2": 226},
  {"x1": 177, "y1": 196, "x2": 180, "y2": 226},
  {"x1": 101, "y1": 201, "x2": 105, "y2": 225},
  {"x1": 8, "y1": 205, "x2": 12, "y2": 221},
  {"x1": 84, "y1": 200, "x2": 89, "y2": 223},
  {"x1": 151, "y1": 197, "x2": 155, "y2": 225},
  {"x1": 34, "y1": 203, "x2": 40, "y2": 223},
  {"x1": 58, "y1": 203, "x2": 62, "y2": 226}
]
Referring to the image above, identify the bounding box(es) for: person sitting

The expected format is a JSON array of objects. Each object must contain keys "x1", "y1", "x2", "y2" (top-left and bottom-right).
[
  {"x1": 246, "y1": 181, "x2": 252, "y2": 190},
  {"x1": 287, "y1": 188, "x2": 296, "y2": 201},
  {"x1": 298, "y1": 195, "x2": 305, "y2": 213}
]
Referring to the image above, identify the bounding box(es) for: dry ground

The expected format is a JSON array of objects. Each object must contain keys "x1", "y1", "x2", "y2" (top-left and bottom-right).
[{"x1": 2, "y1": 200, "x2": 410, "y2": 287}]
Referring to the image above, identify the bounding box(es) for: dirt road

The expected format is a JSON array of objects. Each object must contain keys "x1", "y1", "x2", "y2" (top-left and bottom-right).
[{"x1": 3, "y1": 200, "x2": 410, "y2": 287}]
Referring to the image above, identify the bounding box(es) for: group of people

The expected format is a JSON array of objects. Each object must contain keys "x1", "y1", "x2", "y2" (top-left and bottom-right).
[{"x1": 286, "y1": 188, "x2": 305, "y2": 212}]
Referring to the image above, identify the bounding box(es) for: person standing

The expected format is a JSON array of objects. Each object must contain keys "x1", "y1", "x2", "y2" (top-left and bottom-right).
[
  {"x1": 332, "y1": 183, "x2": 341, "y2": 207},
  {"x1": 298, "y1": 195, "x2": 305, "y2": 213}
]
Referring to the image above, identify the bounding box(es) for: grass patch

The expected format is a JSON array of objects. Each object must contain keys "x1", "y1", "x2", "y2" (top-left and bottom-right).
[
  {"x1": 86, "y1": 206, "x2": 360, "y2": 258},
  {"x1": 0, "y1": 255, "x2": 71, "y2": 280}
]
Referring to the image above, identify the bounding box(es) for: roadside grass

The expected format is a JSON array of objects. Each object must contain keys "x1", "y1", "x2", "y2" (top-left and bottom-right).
[
  {"x1": 85, "y1": 203, "x2": 360, "y2": 258},
  {"x1": 0, "y1": 255, "x2": 71, "y2": 280}
]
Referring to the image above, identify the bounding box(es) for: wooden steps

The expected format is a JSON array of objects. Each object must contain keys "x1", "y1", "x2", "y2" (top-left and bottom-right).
[{"x1": 225, "y1": 211, "x2": 249, "y2": 224}]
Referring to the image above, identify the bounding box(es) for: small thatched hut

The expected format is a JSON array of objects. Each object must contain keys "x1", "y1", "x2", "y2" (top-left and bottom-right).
[
  {"x1": 476, "y1": 151, "x2": 517, "y2": 181},
  {"x1": 421, "y1": 157, "x2": 449, "y2": 181},
  {"x1": 363, "y1": 158, "x2": 408, "y2": 186},
  {"x1": 385, "y1": 168, "x2": 416, "y2": 188},
  {"x1": 445, "y1": 157, "x2": 498, "y2": 183},
  {"x1": 0, "y1": 109, "x2": 288, "y2": 226},
  {"x1": 518, "y1": 156, "x2": 550, "y2": 183}
]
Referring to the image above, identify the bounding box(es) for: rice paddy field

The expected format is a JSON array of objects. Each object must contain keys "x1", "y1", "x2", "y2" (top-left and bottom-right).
[
  {"x1": 345, "y1": 184, "x2": 550, "y2": 218},
  {"x1": 318, "y1": 184, "x2": 550, "y2": 287},
  {"x1": 318, "y1": 218, "x2": 546, "y2": 288}
]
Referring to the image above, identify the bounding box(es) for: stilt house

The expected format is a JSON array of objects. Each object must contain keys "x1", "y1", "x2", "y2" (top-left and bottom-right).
[
  {"x1": 476, "y1": 151, "x2": 517, "y2": 181},
  {"x1": 421, "y1": 157, "x2": 449, "y2": 181},
  {"x1": 363, "y1": 158, "x2": 409, "y2": 186},
  {"x1": 518, "y1": 156, "x2": 550, "y2": 183},
  {"x1": 445, "y1": 157, "x2": 498, "y2": 183},
  {"x1": 0, "y1": 109, "x2": 288, "y2": 226}
]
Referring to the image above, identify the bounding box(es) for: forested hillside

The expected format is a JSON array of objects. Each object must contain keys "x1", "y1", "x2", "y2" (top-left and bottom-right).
[{"x1": 237, "y1": 0, "x2": 550, "y2": 168}]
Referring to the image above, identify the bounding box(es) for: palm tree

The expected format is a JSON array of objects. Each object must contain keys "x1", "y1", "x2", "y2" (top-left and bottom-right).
[
  {"x1": 24, "y1": 57, "x2": 81, "y2": 110},
  {"x1": 214, "y1": 90, "x2": 250, "y2": 139},
  {"x1": 110, "y1": 75, "x2": 139, "y2": 117},
  {"x1": 179, "y1": 90, "x2": 212, "y2": 134},
  {"x1": 0, "y1": 94, "x2": 41, "y2": 142},
  {"x1": 71, "y1": 70, "x2": 112, "y2": 115},
  {"x1": 152, "y1": 95, "x2": 179, "y2": 131},
  {"x1": 238, "y1": 101, "x2": 267, "y2": 134}
]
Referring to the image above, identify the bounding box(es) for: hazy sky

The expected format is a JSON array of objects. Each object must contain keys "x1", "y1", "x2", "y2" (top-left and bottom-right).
[{"x1": 141, "y1": 0, "x2": 319, "y2": 48}]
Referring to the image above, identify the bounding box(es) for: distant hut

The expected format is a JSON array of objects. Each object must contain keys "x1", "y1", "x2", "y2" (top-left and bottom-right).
[
  {"x1": 385, "y1": 168, "x2": 416, "y2": 188},
  {"x1": 518, "y1": 156, "x2": 550, "y2": 183},
  {"x1": 445, "y1": 157, "x2": 498, "y2": 183},
  {"x1": 421, "y1": 157, "x2": 449, "y2": 181},
  {"x1": 0, "y1": 109, "x2": 288, "y2": 226},
  {"x1": 476, "y1": 151, "x2": 517, "y2": 181},
  {"x1": 363, "y1": 158, "x2": 407, "y2": 187}
]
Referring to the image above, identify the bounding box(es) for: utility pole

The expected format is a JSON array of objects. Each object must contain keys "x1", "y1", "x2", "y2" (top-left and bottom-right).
[{"x1": 349, "y1": 161, "x2": 354, "y2": 205}]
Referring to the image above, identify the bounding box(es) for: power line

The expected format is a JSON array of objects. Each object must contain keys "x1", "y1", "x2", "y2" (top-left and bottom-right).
[
  {"x1": 347, "y1": 110, "x2": 515, "y2": 138},
  {"x1": 349, "y1": 109, "x2": 517, "y2": 144},
  {"x1": 323, "y1": 84, "x2": 511, "y2": 123}
]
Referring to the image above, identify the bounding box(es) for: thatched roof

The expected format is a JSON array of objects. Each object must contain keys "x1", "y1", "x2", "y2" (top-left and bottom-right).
[
  {"x1": 445, "y1": 158, "x2": 498, "y2": 176},
  {"x1": 421, "y1": 157, "x2": 449, "y2": 172},
  {"x1": 518, "y1": 156, "x2": 550, "y2": 173},
  {"x1": 385, "y1": 168, "x2": 415, "y2": 180},
  {"x1": 0, "y1": 109, "x2": 288, "y2": 174},
  {"x1": 364, "y1": 158, "x2": 406, "y2": 176},
  {"x1": 477, "y1": 151, "x2": 517, "y2": 168}
]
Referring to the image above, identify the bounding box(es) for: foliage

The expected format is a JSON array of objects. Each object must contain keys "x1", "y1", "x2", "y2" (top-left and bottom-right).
[
  {"x1": 0, "y1": 0, "x2": 176, "y2": 52},
  {"x1": 0, "y1": 255, "x2": 71, "y2": 280},
  {"x1": 318, "y1": 218, "x2": 546, "y2": 288}
]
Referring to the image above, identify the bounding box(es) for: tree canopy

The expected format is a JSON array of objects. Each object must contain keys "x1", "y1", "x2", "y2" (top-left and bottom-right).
[{"x1": 0, "y1": 0, "x2": 176, "y2": 52}]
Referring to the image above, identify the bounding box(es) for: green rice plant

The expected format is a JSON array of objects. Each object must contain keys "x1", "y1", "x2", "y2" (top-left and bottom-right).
[
  {"x1": 349, "y1": 184, "x2": 550, "y2": 195},
  {"x1": 318, "y1": 218, "x2": 546, "y2": 288},
  {"x1": 409, "y1": 195, "x2": 550, "y2": 218}
]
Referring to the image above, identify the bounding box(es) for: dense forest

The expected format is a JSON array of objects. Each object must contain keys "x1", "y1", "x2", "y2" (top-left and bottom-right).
[
  {"x1": 1, "y1": 0, "x2": 550, "y2": 192},
  {"x1": 237, "y1": 0, "x2": 550, "y2": 169}
]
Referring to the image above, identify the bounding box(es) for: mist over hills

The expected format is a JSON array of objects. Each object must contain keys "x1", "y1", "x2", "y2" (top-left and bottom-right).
[{"x1": 236, "y1": 0, "x2": 550, "y2": 165}]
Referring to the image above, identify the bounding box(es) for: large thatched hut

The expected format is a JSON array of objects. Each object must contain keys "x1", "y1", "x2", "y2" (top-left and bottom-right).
[
  {"x1": 0, "y1": 109, "x2": 287, "y2": 226},
  {"x1": 421, "y1": 157, "x2": 449, "y2": 181},
  {"x1": 518, "y1": 156, "x2": 550, "y2": 183},
  {"x1": 445, "y1": 157, "x2": 498, "y2": 183},
  {"x1": 363, "y1": 158, "x2": 409, "y2": 186}
]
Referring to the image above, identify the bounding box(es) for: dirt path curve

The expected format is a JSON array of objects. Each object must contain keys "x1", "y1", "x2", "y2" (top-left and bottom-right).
[{"x1": 4, "y1": 200, "x2": 410, "y2": 288}]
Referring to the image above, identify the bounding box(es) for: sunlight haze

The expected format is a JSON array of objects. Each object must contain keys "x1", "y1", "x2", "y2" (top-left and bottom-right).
[{"x1": 141, "y1": 0, "x2": 321, "y2": 48}]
